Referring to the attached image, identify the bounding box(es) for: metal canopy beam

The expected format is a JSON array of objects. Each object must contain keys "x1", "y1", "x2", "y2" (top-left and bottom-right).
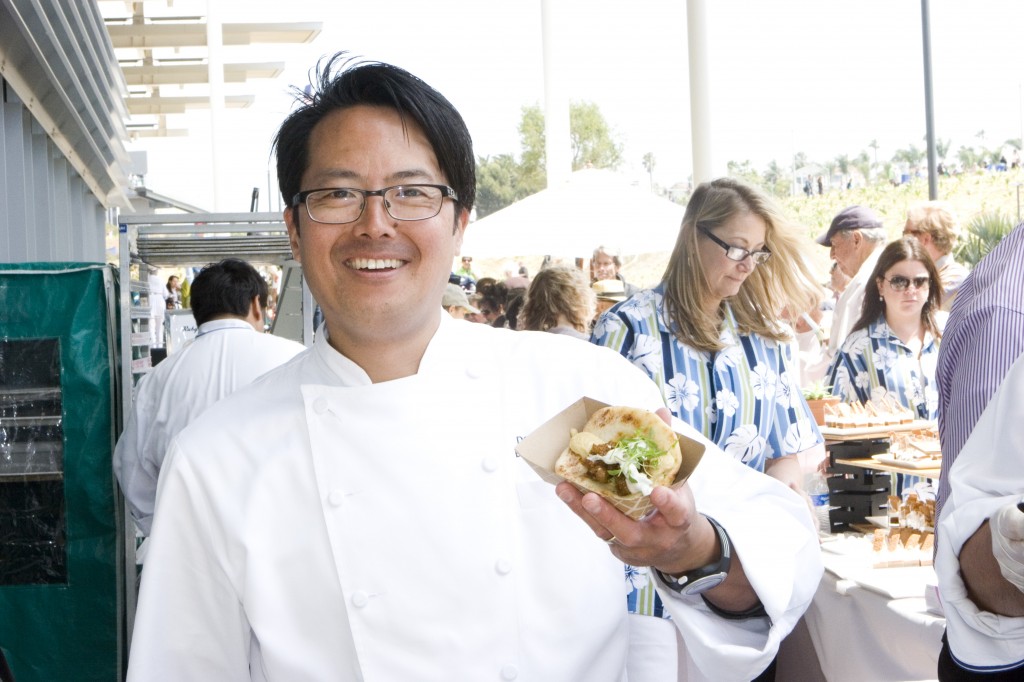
[
  {"x1": 0, "y1": 0, "x2": 132, "y2": 208},
  {"x1": 120, "y1": 61, "x2": 285, "y2": 85},
  {"x1": 106, "y1": 22, "x2": 321, "y2": 48},
  {"x1": 125, "y1": 94, "x2": 254, "y2": 115},
  {"x1": 119, "y1": 212, "x2": 293, "y2": 268}
]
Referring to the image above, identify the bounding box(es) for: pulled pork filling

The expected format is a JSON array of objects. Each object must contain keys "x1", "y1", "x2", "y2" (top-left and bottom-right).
[{"x1": 579, "y1": 432, "x2": 662, "y2": 496}]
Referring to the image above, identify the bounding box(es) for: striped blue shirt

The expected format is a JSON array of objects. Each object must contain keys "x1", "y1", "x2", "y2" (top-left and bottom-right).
[{"x1": 935, "y1": 221, "x2": 1024, "y2": 522}]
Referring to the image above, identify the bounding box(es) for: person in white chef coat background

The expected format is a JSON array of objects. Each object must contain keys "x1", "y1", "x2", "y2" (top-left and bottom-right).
[{"x1": 126, "y1": 53, "x2": 822, "y2": 682}]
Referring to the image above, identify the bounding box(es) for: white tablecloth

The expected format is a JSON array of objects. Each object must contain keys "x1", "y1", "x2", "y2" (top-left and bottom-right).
[{"x1": 781, "y1": 534, "x2": 946, "y2": 682}]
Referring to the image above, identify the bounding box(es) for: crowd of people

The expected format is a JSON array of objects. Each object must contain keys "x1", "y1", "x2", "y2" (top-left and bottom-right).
[
  {"x1": 111, "y1": 51, "x2": 1023, "y2": 682},
  {"x1": 444, "y1": 190, "x2": 1021, "y2": 679}
]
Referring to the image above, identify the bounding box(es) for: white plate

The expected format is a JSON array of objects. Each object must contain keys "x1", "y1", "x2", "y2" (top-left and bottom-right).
[
  {"x1": 865, "y1": 515, "x2": 892, "y2": 529},
  {"x1": 820, "y1": 419, "x2": 934, "y2": 439},
  {"x1": 871, "y1": 453, "x2": 942, "y2": 470}
]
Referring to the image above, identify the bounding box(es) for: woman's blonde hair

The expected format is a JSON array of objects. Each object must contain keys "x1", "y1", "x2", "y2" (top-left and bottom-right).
[
  {"x1": 519, "y1": 264, "x2": 596, "y2": 333},
  {"x1": 661, "y1": 177, "x2": 823, "y2": 352}
]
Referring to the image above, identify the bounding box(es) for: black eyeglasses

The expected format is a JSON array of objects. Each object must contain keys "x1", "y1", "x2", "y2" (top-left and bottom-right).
[
  {"x1": 699, "y1": 226, "x2": 771, "y2": 265},
  {"x1": 292, "y1": 184, "x2": 458, "y2": 224},
  {"x1": 884, "y1": 275, "x2": 930, "y2": 291}
]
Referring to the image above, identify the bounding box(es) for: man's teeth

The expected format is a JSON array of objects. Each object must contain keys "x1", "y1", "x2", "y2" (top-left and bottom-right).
[{"x1": 348, "y1": 258, "x2": 402, "y2": 270}]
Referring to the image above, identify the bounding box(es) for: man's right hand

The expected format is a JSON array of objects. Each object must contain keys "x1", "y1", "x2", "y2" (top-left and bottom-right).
[{"x1": 992, "y1": 498, "x2": 1024, "y2": 593}]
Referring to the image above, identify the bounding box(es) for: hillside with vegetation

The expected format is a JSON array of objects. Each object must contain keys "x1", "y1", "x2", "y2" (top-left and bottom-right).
[{"x1": 472, "y1": 168, "x2": 1023, "y2": 288}]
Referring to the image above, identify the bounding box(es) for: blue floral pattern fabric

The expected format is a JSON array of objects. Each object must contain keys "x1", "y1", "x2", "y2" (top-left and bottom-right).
[
  {"x1": 591, "y1": 285, "x2": 822, "y2": 471},
  {"x1": 825, "y1": 314, "x2": 941, "y2": 420},
  {"x1": 591, "y1": 285, "x2": 823, "y2": 618}
]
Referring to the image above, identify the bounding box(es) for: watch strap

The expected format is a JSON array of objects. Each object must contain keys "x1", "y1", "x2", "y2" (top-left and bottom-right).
[{"x1": 655, "y1": 514, "x2": 731, "y2": 595}]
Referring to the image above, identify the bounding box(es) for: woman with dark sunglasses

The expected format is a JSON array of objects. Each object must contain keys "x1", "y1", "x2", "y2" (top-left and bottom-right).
[{"x1": 827, "y1": 236, "x2": 945, "y2": 426}]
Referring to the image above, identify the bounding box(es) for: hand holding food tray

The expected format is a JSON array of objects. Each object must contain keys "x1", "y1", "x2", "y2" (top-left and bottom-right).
[{"x1": 516, "y1": 398, "x2": 705, "y2": 520}]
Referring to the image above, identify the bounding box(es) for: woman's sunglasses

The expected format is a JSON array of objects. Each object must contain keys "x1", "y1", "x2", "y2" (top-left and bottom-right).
[{"x1": 884, "y1": 275, "x2": 930, "y2": 291}]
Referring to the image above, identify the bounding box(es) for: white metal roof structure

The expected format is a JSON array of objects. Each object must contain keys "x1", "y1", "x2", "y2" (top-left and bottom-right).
[{"x1": 0, "y1": 0, "x2": 321, "y2": 262}]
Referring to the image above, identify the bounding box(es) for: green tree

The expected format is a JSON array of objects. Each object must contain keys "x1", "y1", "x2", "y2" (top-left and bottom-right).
[
  {"x1": 569, "y1": 101, "x2": 623, "y2": 170},
  {"x1": 475, "y1": 153, "x2": 527, "y2": 219},
  {"x1": 727, "y1": 160, "x2": 762, "y2": 189},
  {"x1": 834, "y1": 154, "x2": 850, "y2": 175},
  {"x1": 762, "y1": 160, "x2": 789, "y2": 197},
  {"x1": 868, "y1": 139, "x2": 879, "y2": 166},
  {"x1": 892, "y1": 144, "x2": 925, "y2": 167},
  {"x1": 955, "y1": 211, "x2": 1015, "y2": 267},
  {"x1": 517, "y1": 105, "x2": 547, "y2": 197},
  {"x1": 957, "y1": 145, "x2": 981, "y2": 169},
  {"x1": 642, "y1": 152, "x2": 656, "y2": 190},
  {"x1": 474, "y1": 101, "x2": 625, "y2": 217},
  {"x1": 852, "y1": 152, "x2": 871, "y2": 184}
]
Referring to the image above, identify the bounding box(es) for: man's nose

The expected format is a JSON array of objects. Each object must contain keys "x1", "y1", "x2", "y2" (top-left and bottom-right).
[{"x1": 356, "y1": 195, "x2": 397, "y2": 237}]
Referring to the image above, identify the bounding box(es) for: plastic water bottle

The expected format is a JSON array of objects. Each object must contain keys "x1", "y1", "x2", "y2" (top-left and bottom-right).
[{"x1": 806, "y1": 471, "x2": 832, "y2": 535}]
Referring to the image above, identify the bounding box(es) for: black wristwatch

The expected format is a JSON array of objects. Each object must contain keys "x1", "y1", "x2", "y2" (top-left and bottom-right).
[{"x1": 656, "y1": 515, "x2": 731, "y2": 596}]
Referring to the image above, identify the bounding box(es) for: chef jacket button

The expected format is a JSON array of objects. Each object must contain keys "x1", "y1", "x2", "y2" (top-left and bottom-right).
[
  {"x1": 465, "y1": 365, "x2": 482, "y2": 379},
  {"x1": 481, "y1": 456, "x2": 499, "y2": 473},
  {"x1": 351, "y1": 590, "x2": 370, "y2": 608},
  {"x1": 495, "y1": 558, "x2": 512, "y2": 575},
  {"x1": 500, "y1": 663, "x2": 519, "y2": 680},
  {"x1": 328, "y1": 490, "x2": 344, "y2": 507},
  {"x1": 313, "y1": 397, "x2": 329, "y2": 414}
]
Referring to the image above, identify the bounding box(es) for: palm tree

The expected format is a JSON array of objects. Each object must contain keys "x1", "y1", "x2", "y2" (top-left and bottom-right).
[
  {"x1": 852, "y1": 152, "x2": 871, "y2": 184},
  {"x1": 642, "y1": 152, "x2": 656, "y2": 190},
  {"x1": 868, "y1": 139, "x2": 879, "y2": 167},
  {"x1": 955, "y1": 212, "x2": 1015, "y2": 267}
]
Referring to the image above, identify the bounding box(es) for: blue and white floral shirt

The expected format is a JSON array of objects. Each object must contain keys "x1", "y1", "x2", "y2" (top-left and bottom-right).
[
  {"x1": 592, "y1": 286, "x2": 824, "y2": 620},
  {"x1": 826, "y1": 313, "x2": 942, "y2": 420},
  {"x1": 592, "y1": 285, "x2": 822, "y2": 472}
]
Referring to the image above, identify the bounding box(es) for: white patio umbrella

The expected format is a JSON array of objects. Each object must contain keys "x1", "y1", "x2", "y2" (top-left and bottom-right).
[{"x1": 460, "y1": 168, "x2": 685, "y2": 259}]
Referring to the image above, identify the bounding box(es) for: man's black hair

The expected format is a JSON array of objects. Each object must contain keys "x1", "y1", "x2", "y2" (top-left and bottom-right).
[
  {"x1": 190, "y1": 259, "x2": 269, "y2": 326},
  {"x1": 273, "y1": 52, "x2": 476, "y2": 226}
]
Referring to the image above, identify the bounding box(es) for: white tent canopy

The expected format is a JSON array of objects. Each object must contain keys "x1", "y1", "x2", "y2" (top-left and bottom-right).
[{"x1": 461, "y1": 168, "x2": 685, "y2": 259}]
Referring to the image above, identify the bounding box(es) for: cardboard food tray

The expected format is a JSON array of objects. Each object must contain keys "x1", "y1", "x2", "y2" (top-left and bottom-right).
[
  {"x1": 820, "y1": 419, "x2": 935, "y2": 440},
  {"x1": 516, "y1": 397, "x2": 706, "y2": 520}
]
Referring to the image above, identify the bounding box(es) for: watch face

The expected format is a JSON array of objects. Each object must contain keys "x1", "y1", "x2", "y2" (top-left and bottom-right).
[{"x1": 681, "y1": 571, "x2": 728, "y2": 596}]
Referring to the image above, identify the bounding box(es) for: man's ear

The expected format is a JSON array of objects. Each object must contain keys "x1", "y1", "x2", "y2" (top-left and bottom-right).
[
  {"x1": 284, "y1": 206, "x2": 302, "y2": 263},
  {"x1": 452, "y1": 207, "x2": 469, "y2": 254},
  {"x1": 248, "y1": 295, "x2": 264, "y2": 331}
]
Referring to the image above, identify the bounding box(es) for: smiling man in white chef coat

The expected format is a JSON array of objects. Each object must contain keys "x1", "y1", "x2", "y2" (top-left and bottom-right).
[{"x1": 126, "y1": 53, "x2": 823, "y2": 682}]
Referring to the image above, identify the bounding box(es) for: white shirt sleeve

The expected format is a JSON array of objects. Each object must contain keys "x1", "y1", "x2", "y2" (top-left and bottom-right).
[
  {"x1": 657, "y1": 422, "x2": 825, "y2": 680},
  {"x1": 936, "y1": 353, "x2": 1024, "y2": 670},
  {"x1": 113, "y1": 373, "x2": 162, "y2": 535}
]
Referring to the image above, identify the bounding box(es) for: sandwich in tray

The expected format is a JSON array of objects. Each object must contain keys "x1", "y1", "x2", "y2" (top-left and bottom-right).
[{"x1": 554, "y1": 405, "x2": 683, "y2": 519}]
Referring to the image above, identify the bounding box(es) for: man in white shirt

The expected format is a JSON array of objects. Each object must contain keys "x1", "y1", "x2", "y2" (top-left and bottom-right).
[
  {"x1": 799, "y1": 205, "x2": 888, "y2": 383},
  {"x1": 935, "y1": 351, "x2": 1024, "y2": 678},
  {"x1": 126, "y1": 54, "x2": 822, "y2": 681},
  {"x1": 114, "y1": 258, "x2": 304, "y2": 536}
]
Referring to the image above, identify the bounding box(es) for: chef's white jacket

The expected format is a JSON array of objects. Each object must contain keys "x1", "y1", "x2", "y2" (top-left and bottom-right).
[
  {"x1": 114, "y1": 318, "x2": 305, "y2": 535},
  {"x1": 128, "y1": 315, "x2": 822, "y2": 681},
  {"x1": 936, "y1": 352, "x2": 1024, "y2": 671}
]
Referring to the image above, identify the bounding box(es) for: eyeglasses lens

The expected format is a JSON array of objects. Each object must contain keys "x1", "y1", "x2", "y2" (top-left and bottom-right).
[
  {"x1": 889, "y1": 276, "x2": 930, "y2": 291},
  {"x1": 305, "y1": 185, "x2": 448, "y2": 223}
]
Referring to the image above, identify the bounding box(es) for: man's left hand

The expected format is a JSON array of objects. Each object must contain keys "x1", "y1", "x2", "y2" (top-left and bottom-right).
[{"x1": 555, "y1": 480, "x2": 718, "y2": 576}]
